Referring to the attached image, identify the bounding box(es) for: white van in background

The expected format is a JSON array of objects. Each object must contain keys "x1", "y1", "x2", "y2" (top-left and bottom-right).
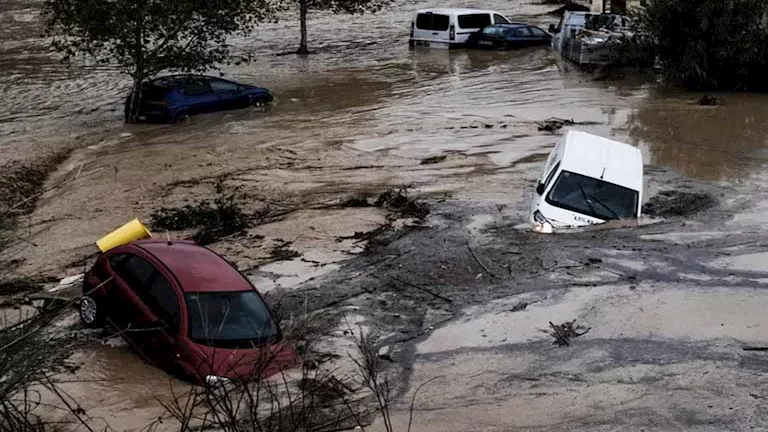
[
  {"x1": 530, "y1": 130, "x2": 643, "y2": 233},
  {"x1": 409, "y1": 8, "x2": 513, "y2": 49}
]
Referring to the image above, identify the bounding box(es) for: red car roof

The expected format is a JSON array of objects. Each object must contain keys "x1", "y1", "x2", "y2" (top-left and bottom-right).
[{"x1": 136, "y1": 240, "x2": 252, "y2": 293}]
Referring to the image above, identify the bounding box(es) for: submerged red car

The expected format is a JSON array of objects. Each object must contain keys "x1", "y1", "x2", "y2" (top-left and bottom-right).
[{"x1": 80, "y1": 239, "x2": 296, "y2": 384}]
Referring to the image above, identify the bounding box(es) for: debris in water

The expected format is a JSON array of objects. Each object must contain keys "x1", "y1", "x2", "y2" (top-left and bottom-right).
[
  {"x1": 150, "y1": 181, "x2": 253, "y2": 245},
  {"x1": 374, "y1": 188, "x2": 430, "y2": 219},
  {"x1": 698, "y1": 95, "x2": 721, "y2": 106},
  {"x1": 510, "y1": 301, "x2": 529, "y2": 312},
  {"x1": 420, "y1": 155, "x2": 447, "y2": 165},
  {"x1": 536, "y1": 117, "x2": 600, "y2": 133},
  {"x1": 743, "y1": 346, "x2": 768, "y2": 352},
  {"x1": 643, "y1": 190, "x2": 717, "y2": 217},
  {"x1": 548, "y1": 320, "x2": 591, "y2": 346},
  {"x1": 340, "y1": 187, "x2": 429, "y2": 219},
  {"x1": 270, "y1": 241, "x2": 300, "y2": 261}
]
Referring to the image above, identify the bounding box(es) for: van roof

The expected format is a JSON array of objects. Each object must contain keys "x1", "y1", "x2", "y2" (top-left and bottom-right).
[
  {"x1": 415, "y1": 8, "x2": 499, "y2": 15},
  {"x1": 559, "y1": 130, "x2": 643, "y2": 191}
]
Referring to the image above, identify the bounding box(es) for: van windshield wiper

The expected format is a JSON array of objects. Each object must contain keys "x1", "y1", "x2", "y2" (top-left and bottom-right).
[
  {"x1": 577, "y1": 182, "x2": 598, "y2": 216},
  {"x1": 587, "y1": 193, "x2": 620, "y2": 219}
]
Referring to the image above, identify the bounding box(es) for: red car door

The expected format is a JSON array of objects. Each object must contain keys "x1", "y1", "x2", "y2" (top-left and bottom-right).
[
  {"x1": 108, "y1": 253, "x2": 179, "y2": 373},
  {"x1": 108, "y1": 253, "x2": 157, "y2": 333},
  {"x1": 133, "y1": 259, "x2": 187, "y2": 376}
]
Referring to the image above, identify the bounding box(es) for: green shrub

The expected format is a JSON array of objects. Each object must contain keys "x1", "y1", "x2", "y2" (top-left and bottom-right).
[{"x1": 631, "y1": 0, "x2": 768, "y2": 90}]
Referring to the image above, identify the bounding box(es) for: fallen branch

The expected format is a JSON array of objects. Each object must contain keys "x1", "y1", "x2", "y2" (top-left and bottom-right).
[
  {"x1": 466, "y1": 239, "x2": 492, "y2": 276},
  {"x1": 387, "y1": 276, "x2": 453, "y2": 304}
]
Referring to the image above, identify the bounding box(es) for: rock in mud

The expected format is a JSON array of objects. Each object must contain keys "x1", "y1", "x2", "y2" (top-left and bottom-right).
[
  {"x1": 420, "y1": 155, "x2": 447, "y2": 165},
  {"x1": 643, "y1": 190, "x2": 717, "y2": 217}
]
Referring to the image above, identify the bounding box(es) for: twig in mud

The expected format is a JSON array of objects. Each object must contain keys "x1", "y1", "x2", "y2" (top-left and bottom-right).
[
  {"x1": 466, "y1": 238, "x2": 492, "y2": 276},
  {"x1": 407, "y1": 376, "x2": 444, "y2": 432},
  {"x1": 387, "y1": 276, "x2": 453, "y2": 303},
  {"x1": 41, "y1": 372, "x2": 96, "y2": 432}
]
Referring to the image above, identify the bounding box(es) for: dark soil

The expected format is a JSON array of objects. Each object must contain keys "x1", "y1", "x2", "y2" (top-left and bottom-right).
[
  {"x1": 0, "y1": 150, "x2": 71, "y2": 216},
  {"x1": 643, "y1": 191, "x2": 718, "y2": 217},
  {"x1": 0, "y1": 278, "x2": 41, "y2": 295}
]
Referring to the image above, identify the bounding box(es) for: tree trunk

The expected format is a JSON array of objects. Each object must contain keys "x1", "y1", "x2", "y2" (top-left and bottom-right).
[
  {"x1": 298, "y1": 0, "x2": 309, "y2": 54},
  {"x1": 126, "y1": 75, "x2": 143, "y2": 123},
  {"x1": 127, "y1": 2, "x2": 145, "y2": 123}
]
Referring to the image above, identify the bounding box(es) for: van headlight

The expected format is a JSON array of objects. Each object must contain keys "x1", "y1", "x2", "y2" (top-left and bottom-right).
[{"x1": 532, "y1": 211, "x2": 553, "y2": 234}]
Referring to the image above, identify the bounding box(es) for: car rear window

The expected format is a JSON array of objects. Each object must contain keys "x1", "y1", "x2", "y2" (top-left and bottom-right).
[
  {"x1": 416, "y1": 13, "x2": 450, "y2": 31},
  {"x1": 457, "y1": 14, "x2": 491, "y2": 29}
]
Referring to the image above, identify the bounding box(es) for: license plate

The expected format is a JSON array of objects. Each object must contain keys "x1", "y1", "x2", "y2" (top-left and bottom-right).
[
  {"x1": 416, "y1": 40, "x2": 430, "y2": 47},
  {"x1": 479, "y1": 41, "x2": 492, "y2": 46}
]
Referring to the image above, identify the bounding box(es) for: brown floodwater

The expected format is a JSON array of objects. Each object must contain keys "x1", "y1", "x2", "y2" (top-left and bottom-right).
[{"x1": 4, "y1": 0, "x2": 768, "y2": 429}]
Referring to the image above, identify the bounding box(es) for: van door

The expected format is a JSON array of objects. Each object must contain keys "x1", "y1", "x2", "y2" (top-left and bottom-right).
[
  {"x1": 456, "y1": 13, "x2": 493, "y2": 42},
  {"x1": 413, "y1": 12, "x2": 451, "y2": 45}
]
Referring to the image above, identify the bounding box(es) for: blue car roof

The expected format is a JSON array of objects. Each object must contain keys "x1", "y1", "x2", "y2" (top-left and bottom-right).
[{"x1": 492, "y1": 23, "x2": 530, "y2": 28}]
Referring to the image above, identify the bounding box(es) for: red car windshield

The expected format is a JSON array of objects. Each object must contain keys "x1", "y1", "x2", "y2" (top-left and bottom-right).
[{"x1": 185, "y1": 291, "x2": 279, "y2": 348}]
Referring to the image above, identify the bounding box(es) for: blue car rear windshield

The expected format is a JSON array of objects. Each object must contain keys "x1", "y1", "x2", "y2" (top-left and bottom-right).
[
  {"x1": 186, "y1": 291, "x2": 279, "y2": 348},
  {"x1": 546, "y1": 170, "x2": 638, "y2": 220}
]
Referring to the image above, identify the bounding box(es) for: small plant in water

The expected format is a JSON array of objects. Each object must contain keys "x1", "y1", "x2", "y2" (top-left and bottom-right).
[{"x1": 150, "y1": 180, "x2": 252, "y2": 245}]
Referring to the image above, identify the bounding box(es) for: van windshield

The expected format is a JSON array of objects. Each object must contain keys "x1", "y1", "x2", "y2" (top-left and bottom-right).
[
  {"x1": 458, "y1": 14, "x2": 491, "y2": 29},
  {"x1": 546, "y1": 170, "x2": 638, "y2": 220}
]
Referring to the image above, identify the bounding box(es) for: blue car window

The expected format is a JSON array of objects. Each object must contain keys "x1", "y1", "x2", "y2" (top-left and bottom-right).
[
  {"x1": 529, "y1": 26, "x2": 549, "y2": 37},
  {"x1": 180, "y1": 78, "x2": 212, "y2": 96},
  {"x1": 507, "y1": 27, "x2": 532, "y2": 38},
  {"x1": 209, "y1": 79, "x2": 241, "y2": 94}
]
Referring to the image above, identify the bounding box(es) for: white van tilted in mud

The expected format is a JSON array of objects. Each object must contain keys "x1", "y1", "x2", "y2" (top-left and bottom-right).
[
  {"x1": 530, "y1": 130, "x2": 643, "y2": 232},
  {"x1": 409, "y1": 8, "x2": 513, "y2": 49}
]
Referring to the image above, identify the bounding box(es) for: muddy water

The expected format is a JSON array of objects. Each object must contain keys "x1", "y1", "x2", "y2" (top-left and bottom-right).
[{"x1": 4, "y1": 0, "x2": 768, "y2": 429}]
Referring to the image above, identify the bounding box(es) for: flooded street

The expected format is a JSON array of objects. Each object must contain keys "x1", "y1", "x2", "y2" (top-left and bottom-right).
[{"x1": 4, "y1": 0, "x2": 768, "y2": 430}]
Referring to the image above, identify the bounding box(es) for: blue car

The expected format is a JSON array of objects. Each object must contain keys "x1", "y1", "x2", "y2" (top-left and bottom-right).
[
  {"x1": 125, "y1": 74, "x2": 274, "y2": 123},
  {"x1": 466, "y1": 23, "x2": 552, "y2": 50}
]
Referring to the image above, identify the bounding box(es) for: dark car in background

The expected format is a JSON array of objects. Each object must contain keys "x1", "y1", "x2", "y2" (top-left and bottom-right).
[
  {"x1": 125, "y1": 74, "x2": 273, "y2": 123},
  {"x1": 79, "y1": 239, "x2": 296, "y2": 384},
  {"x1": 466, "y1": 23, "x2": 552, "y2": 50}
]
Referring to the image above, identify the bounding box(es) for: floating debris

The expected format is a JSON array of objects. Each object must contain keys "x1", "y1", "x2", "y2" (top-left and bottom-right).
[
  {"x1": 420, "y1": 155, "x2": 447, "y2": 165},
  {"x1": 548, "y1": 320, "x2": 591, "y2": 346}
]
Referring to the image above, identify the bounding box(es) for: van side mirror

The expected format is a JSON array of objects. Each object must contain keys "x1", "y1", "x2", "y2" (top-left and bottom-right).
[
  {"x1": 548, "y1": 24, "x2": 556, "y2": 33},
  {"x1": 536, "y1": 182, "x2": 546, "y2": 195}
]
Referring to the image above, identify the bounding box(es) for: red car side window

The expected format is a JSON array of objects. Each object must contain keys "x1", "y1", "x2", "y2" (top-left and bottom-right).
[
  {"x1": 118, "y1": 255, "x2": 155, "y2": 286},
  {"x1": 114, "y1": 253, "x2": 182, "y2": 330},
  {"x1": 149, "y1": 275, "x2": 181, "y2": 330}
]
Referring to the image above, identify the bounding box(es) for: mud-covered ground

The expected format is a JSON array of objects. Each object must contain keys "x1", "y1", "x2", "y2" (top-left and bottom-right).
[
  {"x1": 5, "y1": 0, "x2": 768, "y2": 429},
  {"x1": 279, "y1": 167, "x2": 768, "y2": 431}
]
